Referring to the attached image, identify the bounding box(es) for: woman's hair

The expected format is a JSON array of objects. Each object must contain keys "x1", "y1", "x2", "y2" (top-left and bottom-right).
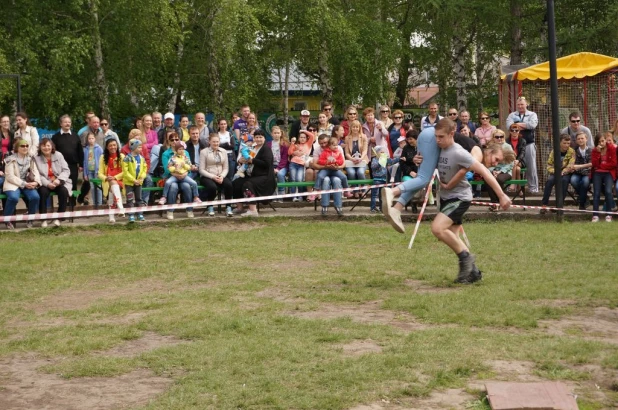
[
  {"x1": 363, "y1": 107, "x2": 375, "y2": 116},
  {"x1": 271, "y1": 126, "x2": 289, "y2": 147},
  {"x1": 163, "y1": 131, "x2": 178, "y2": 150},
  {"x1": 405, "y1": 129, "x2": 419, "y2": 140},
  {"x1": 103, "y1": 137, "x2": 118, "y2": 164},
  {"x1": 460, "y1": 124, "x2": 470, "y2": 134},
  {"x1": 37, "y1": 138, "x2": 56, "y2": 156},
  {"x1": 128, "y1": 128, "x2": 145, "y2": 144},
  {"x1": 13, "y1": 138, "x2": 29, "y2": 152},
  {"x1": 603, "y1": 130, "x2": 614, "y2": 143},
  {"x1": 478, "y1": 111, "x2": 490, "y2": 122},
  {"x1": 331, "y1": 125, "x2": 342, "y2": 139},
  {"x1": 345, "y1": 106, "x2": 358, "y2": 120},
  {"x1": 348, "y1": 120, "x2": 362, "y2": 135},
  {"x1": 491, "y1": 129, "x2": 506, "y2": 139},
  {"x1": 134, "y1": 115, "x2": 143, "y2": 129},
  {"x1": 392, "y1": 109, "x2": 403, "y2": 118},
  {"x1": 594, "y1": 132, "x2": 605, "y2": 146},
  {"x1": 15, "y1": 111, "x2": 31, "y2": 126},
  {"x1": 485, "y1": 142, "x2": 515, "y2": 163},
  {"x1": 180, "y1": 115, "x2": 189, "y2": 124},
  {"x1": 217, "y1": 117, "x2": 227, "y2": 129}
]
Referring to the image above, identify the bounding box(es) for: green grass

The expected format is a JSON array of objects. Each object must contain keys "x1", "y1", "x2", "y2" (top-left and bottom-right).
[{"x1": 0, "y1": 219, "x2": 617, "y2": 409}]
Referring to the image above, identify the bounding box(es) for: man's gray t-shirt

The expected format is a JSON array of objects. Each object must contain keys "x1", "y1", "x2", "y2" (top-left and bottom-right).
[
  {"x1": 438, "y1": 143, "x2": 475, "y2": 201},
  {"x1": 560, "y1": 125, "x2": 593, "y2": 149}
]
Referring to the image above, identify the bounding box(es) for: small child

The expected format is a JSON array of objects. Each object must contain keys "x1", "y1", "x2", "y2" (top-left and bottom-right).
[
  {"x1": 158, "y1": 141, "x2": 201, "y2": 204},
  {"x1": 234, "y1": 136, "x2": 256, "y2": 180},
  {"x1": 389, "y1": 136, "x2": 406, "y2": 182},
  {"x1": 315, "y1": 136, "x2": 349, "y2": 193},
  {"x1": 83, "y1": 132, "x2": 103, "y2": 206},
  {"x1": 370, "y1": 146, "x2": 392, "y2": 213},
  {"x1": 122, "y1": 138, "x2": 148, "y2": 222}
]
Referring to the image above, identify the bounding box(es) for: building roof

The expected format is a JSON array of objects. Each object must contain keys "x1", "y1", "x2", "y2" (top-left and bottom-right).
[{"x1": 405, "y1": 86, "x2": 440, "y2": 106}]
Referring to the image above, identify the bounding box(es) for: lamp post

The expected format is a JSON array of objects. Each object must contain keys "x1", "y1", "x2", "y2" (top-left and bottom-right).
[{"x1": 0, "y1": 74, "x2": 22, "y2": 112}]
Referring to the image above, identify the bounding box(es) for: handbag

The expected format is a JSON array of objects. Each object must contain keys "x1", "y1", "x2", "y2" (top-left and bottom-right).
[{"x1": 25, "y1": 163, "x2": 36, "y2": 183}]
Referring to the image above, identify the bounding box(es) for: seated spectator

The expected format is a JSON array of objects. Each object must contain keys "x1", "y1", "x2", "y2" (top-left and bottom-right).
[
  {"x1": 315, "y1": 135, "x2": 349, "y2": 194},
  {"x1": 98, "y1": 137, "x2": 125, "y2": 223},
  {"x1": 540, "y1": 134, "x2": 575, "y2": 214},
  {"x1": 484, "y1": 132, "x2": 515, "y2": 210},
  {"x1": 313, "y1": 143, "x2": 345, "y2": 217},
  {"x1": 157, "y1": 133, "x2": 197, "y2": 220},
  {"x1": 199, "y1": 133, "x2": 233, "y2": 217},
  {"x1": 344, "y1": 120, "x2": 369, "y2": 198},
  {"x1": 82, "y1": 132, "x2": 103, "y2": 206},
  {"x1": 389, "y1": 135, "x2": 407, "y2": 182},
  {"x1": 399, "y1": 129, "x2": 418, "y2": 182},
  {"x1": 590, "y1": 132, "x2": 617, "y2": 222},
  {"x1": 287, "y1": 127, "x2": 314, "y2": 202},
  {"x1": 34, "y1": 138, "x2": 71, "y2": 228},
  {"x1": 3, "y1": 139, "x2": 41, "y2": 229},
  {"x1": 474, "y1": 112, "x2": 495, "y2": 147},
  {"x1": 316, "y1": 113, "x2": 333, "y2": 136},
  {"x1": 232, "y1": 129, "x2": 276, "y2": 217},
  {"x1": 570, "y1": 132, "x2": 592, "y2": 210},
  {"x1": 506, "y1": 125, "x2": 527, "y2": 182},
  {"x1": 460, "y1": 124, "x2": 480, "y2": 145},
  {"x1": 267, "y1": 126, "x2": 289, "y2": 200},
  {"x1": 160, "y1": 140, "x2": 201, "y2": 205}
]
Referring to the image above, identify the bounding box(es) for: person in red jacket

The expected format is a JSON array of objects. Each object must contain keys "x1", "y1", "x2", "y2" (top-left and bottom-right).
[{"x1": 590, "y1": 132, "x2": 617, "y2": 222}]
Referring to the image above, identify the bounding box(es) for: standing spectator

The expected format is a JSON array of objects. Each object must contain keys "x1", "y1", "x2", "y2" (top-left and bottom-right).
[
  {"x1": 245, "y1": 112, "x2": 260, "y2": 142},
  {"x1": 362, "y1": 107, "x2": 389, "y2": 158},
  {"x1": 590, "y1": 132, "x2": 617, "y2": 222},
  {"x1": 3, "y1": 139, "x2": 41, "y2": 229},
  {"x1": 387, "y1": 110, "x2": 407, "y2": 154},
  {"x1": 610, "y1": 119, "x2": 618, "y2": 143},
  {"x1": 322, "y1": 102, "x2": 339, "y2": 125},
  {"x1": 78, "y1": 115, "x2": 105, "y2": 148},
  {"x1": 35, "y1": 138, "x2": 71, "y2": 227},
  {"x1": 570, "y1": 132, "x2": 592, "y2": 210},
  {"x1": 141, "y1": 114, "x2": 159, "y2": 151},
  {"x1": 379, "y1": 105, "x2": 393, "y2": 129},
  {"x1": 560, "y1": 111, "x2": 593, "y2": 148},
  {"x1": 289, "y1": 109, "x2": 312, "y2": 141},
  {"x1": 133, "y1": 116, "x2": 143, "y2": 130},
  {"x1": 233, "y1": 105, "x2": 251, "y2": 143},
  {"x1": 341, "y1": 106, "x2": 359, "y2": 137},
  {"x1": 539, "y1": 134, "x2": 575, "y2": 214},
  {"x1": 506, "y1": 96, "x2": 539, "y2": 193},
  {"x1": 179, "y1": 115, "x2": 190, "y2": 142},
  {"x1": 157, "y1": 113, "x2": 181, "y2": 144},
  {"x1": 456, "y1": 110, "x2": 477, "y2": 134},
  {"x1": 199, "y1": 134, "x2": 233, "y2": 217},
  {"x1": 76, "y1": 111, "x2": 95, "y2": 137},
  {"x1": 152, "y1": 112, "x2": 163, "y2": 132},
  {"x1": 1, "y1": 115, "x2": 14, "y2": 156},
  {"x1": 195, "y1": 112, "x2": 211, "y2": 147},
  {"x1": 101, "y1": 118, "x2": 121, "y2": 147},
  {"x1": 474, "y1": 112, "x2": 495, "y2": 147},
  {"x1": 420, "y1": 102, "x2": 442, "y2": 130},
  {"x1": 14, "y1": 112, "x2": 40, "y2": 157},
  {"x1": 122, "y1": 138, "x2": 148, "y2": 223},
  {"x1": 82, "y1": 132, "x2": 103, "y2": 206},
  {"x1": 52, "y1": 115, "x2": 83, "y2": 204}
]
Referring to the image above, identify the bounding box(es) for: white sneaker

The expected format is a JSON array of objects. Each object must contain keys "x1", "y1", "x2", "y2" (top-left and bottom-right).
[
  {"x1": 606, "y1": 215, "x2": 612, "y2": 222},
  {"x1": 166, "y1": 211, "x2": 174, "y2": 220},
  {"x1": 109, "y1": 215, "x2": 116, "y2": 223},
  {"x1": 41, "y1": 220, "x2": 48, "y2": 228},
  {"x1": 53, "y1": 219, "x2": 61, "y2": 227},
  {"x1": 242, "y1": 210, "x2": 259, "y2": 217},
  {"x1": 187, "y1": 211, "x2": 195, "y2": 218},
  {"x1": 591, "y1": 216, "x2": 599, "y2": 223},
  {"x1": 381, "y1": 188, "x2": 394, "y2": 217},
  {"x1": 292, "y1": 197, "x2": 300, "y2": 202},
  {"x1": 207, "y1": 206, "x2": 215, "y2": 216},
  {"x1": 386, "y1": 207, "x2": 405, "y2": 233}
]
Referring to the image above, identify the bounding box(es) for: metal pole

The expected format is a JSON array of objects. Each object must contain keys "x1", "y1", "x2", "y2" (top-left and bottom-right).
[{"x1": 547, "y1": 0, "x2": 563, "y2": 220}]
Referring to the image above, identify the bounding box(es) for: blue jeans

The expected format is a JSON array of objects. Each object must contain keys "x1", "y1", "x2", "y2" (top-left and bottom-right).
[
  {"x1": 167, "y1": 180, "x2": 194, "y2": 213},
  {"x1": 592, "y1": 172, "x2": 615, "y2": 217},
  {"x1": 398, "y1": 127, "x2": 440, "y2": 206},
  {"x1": 164, "y1": 175, "x2": 199, "y2": 198},
  {"x1": 541, "y1": 174, "x2": 570, "y2": 205},
  {"x1": 289, "y1": 162, "x2": 305, "y2": 195},
  {"x1": 142, "y1": 174, "x2": 153, "y2": 204},
  {"x1": 0, "y1": 176, "x2": 4, "y2": 193},
  {"x1": 276, "y1": 167, "x2": 288, "y2": 194},
  {"x1": 315, "y1": 169, "x2": 348, "y2": 190},
  {"x1": 570, "y1": 174, "x2": 590, "y2": 207},
  {"x1": 87, "y1": 170, "x2": 103, "y2": 206},
  {"x1": 3, "y1": 188, "x2": 40, "y2": 216},
  {"x1": 370, "y1": 179, "x2": 386, "y2": 210},
  {"x1": 321, "y1": 176, "x2": 342, "y2": 208}
]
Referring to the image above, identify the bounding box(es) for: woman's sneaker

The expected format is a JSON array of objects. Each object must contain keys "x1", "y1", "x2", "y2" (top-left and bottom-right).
[
  {"x1": 591, "y1": 216, "x2": 599, "y2": 222},
  {"x1": 193, "y1": 197, "x2": 202, "y2": 203},
  {"x1": 292, "y1": 197, "x2": 300, "y2": 202},
  {"x1": 5, "y1": 222, "x2": 14, "y2": 230},
  {"x1": 138, "y1": 214, "x2": 145, "y2": 222},
  {"x1": 207, "y1": 206, "x2": 215, "y2": 216},
  {"x1": 128, "y1": 215, "x2": 136, "y2": 223},
  {"x1": 166, "y1": 211, "x2": 174, "y2": 220},
  {"x1": 226, "y1": 206, "x2": 233, "y2": 217},
  {"x1": 158, "y1": 197, "x2": 167, "y2": 205},
  {"x1": 321, "y1": 206, "x2": 328, "y2": 216},
  {"x1": 41, "y1": 220, "x2": 48, "y2": 228},
  {"x1": 606, "y1": 215, "x2": 612, "y2": 222},
  {"x1": 335, "y1": 207, "x2": 344, "y2": 217}
]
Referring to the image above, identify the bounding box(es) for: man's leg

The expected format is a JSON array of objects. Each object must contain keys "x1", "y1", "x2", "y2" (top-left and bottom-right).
[{"x1": 524, "y1": 143, "x2": 538, "y2": 192}]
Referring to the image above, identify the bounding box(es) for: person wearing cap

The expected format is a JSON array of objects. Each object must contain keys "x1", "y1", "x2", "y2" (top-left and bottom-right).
[
  {"x1": 289, "y1": 109, "x2": 312, "y2": 140},
  {"x1": 369, "y1": 145, "x2": 392, "y2": 213},
  {"x1": 34, "y1": 138, "x2": 72, "y2": 228},
  {"x1": 389, "y1": 135, "x2": 407, "y2": 182},
  {"x1": 157, "y1": 112, "x2": 181, "y2": 144},
  {"x1": 3, "y1": 138, "x2": 41, "y2": 229},
  {"x1": 122, "y1": 137, "x2": 148, "y2": 222},
  {"x1": 158, "y1": 136, "x2": 201, "y2": 220}
]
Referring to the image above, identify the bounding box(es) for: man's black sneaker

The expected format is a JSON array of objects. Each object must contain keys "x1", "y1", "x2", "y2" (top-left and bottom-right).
[
  {"x1": 455, "y1": 253, "x2": 476, "y2": 283},
  {"x1": 468, "y1": 266, "x2": 483, "y2": 283}
]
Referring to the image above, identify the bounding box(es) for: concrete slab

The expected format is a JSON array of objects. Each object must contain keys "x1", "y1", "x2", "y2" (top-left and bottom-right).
[{"x1": 485, "y1": 381, "x2": 578, "y2": 410}]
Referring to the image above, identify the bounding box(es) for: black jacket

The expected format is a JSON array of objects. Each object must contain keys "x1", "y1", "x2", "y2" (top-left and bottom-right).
[
  {"x1": 186, "y1": 141, "x2": 207, "y2": 166},
  {"x1": 52, "y1": 130, "x2": 84, "y2": 166},
  {"x1": 399, "y1": 144, "x2": 418, "y2": 177},
  {"x1": 506, "y1": 137, "x2": 527, "y2": 168},
  {"x1": 157, "y1": 126, "x2": 182, "y2": 144}
]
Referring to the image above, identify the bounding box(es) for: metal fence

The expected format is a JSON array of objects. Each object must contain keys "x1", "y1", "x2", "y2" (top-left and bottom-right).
[{"x1": 499, "y1": 69, "x2": 618, "y2": 185}]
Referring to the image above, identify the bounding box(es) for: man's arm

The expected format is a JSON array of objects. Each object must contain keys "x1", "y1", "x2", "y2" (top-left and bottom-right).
[{"x1": 440, "y1": 168, "x2": 468, "y2": 190}]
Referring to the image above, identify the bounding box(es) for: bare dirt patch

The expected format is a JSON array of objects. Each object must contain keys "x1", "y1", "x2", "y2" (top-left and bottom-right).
[
  {"x1": 286, "y1": 300, "x2": 437, "y2": 332},
  {"x1": 98, "y1": 331, "x2": 186, "y2": 358},
  {"x1": 538, "y1": 307, "x2": 618, "y2": 345},
  {"x1": 485, "y1": 360, "x2": 543, "y2": 382},
  {"x1": 404, "y1": 279, "x2": 460, "y2": 294},
  {"x1": 348, "y1": 388, "x2": 474, "y2": 410},
  {"x1": 0, "y1": 354, "x2": 172, "y2": 410},
  {"x1": 338, "y1": 339, "x2": 383, "y2": 356}
]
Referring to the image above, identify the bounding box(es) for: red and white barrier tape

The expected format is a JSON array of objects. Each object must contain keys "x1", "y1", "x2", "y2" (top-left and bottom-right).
[
  {"x1": 0, "y1": 182, "x2": 398, "y2": 224},
  {"x1": 471, "y1": 200, "x2": 618, "y2": 216}
]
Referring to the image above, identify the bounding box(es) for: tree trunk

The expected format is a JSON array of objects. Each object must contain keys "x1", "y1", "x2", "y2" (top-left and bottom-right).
[
  {"x1": 283, "y1": 60, "x2": 290, "y2": 128},
  {"x1": 395, "y1": 33, "x2": 412, "y2": 107},
  {"x1": 167, "y1": 28, "x2": 185, "y2": 113},
  {"x1": 510, "y1": 0, "x2": 523, "y2": 65},
  {"x1": 90, "y1": 0, "x2": 110, "y2": 120},
  {"x1": 317, "y1": 40, "x2": 333, "y2": 103},
  {"x1": 452, "y1": 33, "x2": 468, "y2": 111},
  {"x1": 204, "y1": 7, "x2": 223, "y2": 116}
]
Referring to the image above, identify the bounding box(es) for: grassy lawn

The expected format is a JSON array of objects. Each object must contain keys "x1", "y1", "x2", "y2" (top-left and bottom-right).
[{"x1": 0, "y1": 218, "x2": 617, "y2": 409}]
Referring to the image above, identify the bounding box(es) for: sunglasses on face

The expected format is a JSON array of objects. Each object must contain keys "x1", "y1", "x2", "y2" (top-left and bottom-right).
[
  {"x1": 394, "y1": 116, "x2": 403, "y2": 119},
  {"x1": 571, "y1": 120, "x2": 580, "y2": 123},
  {"x1": 494, "y1": 136, "x2": 505, "y2": 139},
  {"x1": 323, "y1": 108, "x2": 332, "y2": 111},
  {"x1": 20, "y1": 144, "x2": 29, "y2": 148},
  {"x1": 101, "y1": 123, "x2": 108, "y2": 126},
  {"x1": 170, "y1": 138, "x2": 179, "y2": 141},
  {"x1": 308, "y1": 129, "x2": 316, "y2": 132},
  {"x1": 480, "y1": 117, "x2": 489, "y2": 120},
  {"x1": 349, "y1": 113, "x2": 357, "y2": 115},
  {"x1": 510, "y1": 129, "x2": 519, "y2": 133},
  {"x1": 381, "y1": 110, "x2": 390, "y2": 113},
  {"x1": 448, "y1": 113, "x2": 458, "y2": 116}
]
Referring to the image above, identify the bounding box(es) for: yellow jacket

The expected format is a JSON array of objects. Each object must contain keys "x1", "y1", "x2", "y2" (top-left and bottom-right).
[{"x1": 121, "y1": 153, "x2": 148, "y2": 186}]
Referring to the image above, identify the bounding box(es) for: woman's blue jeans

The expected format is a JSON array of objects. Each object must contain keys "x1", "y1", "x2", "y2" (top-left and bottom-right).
[
  {"x1": 397, "y1": 128, "x2": 440, "y2": 206},
  {"x1": 3, "y1": 188, "x2": 40, "y2": 216}
]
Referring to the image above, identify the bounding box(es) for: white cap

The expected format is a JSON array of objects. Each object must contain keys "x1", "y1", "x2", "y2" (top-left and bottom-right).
[
  {"x1": 300, "y1": 110, "x2": 310, "y2": 116},
  {"x1": 397, "y1": 136, "x2": 406, "y2": 143},
  {"x1": 164, "y1": 112, "x2": 175, "y2": 120}
]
